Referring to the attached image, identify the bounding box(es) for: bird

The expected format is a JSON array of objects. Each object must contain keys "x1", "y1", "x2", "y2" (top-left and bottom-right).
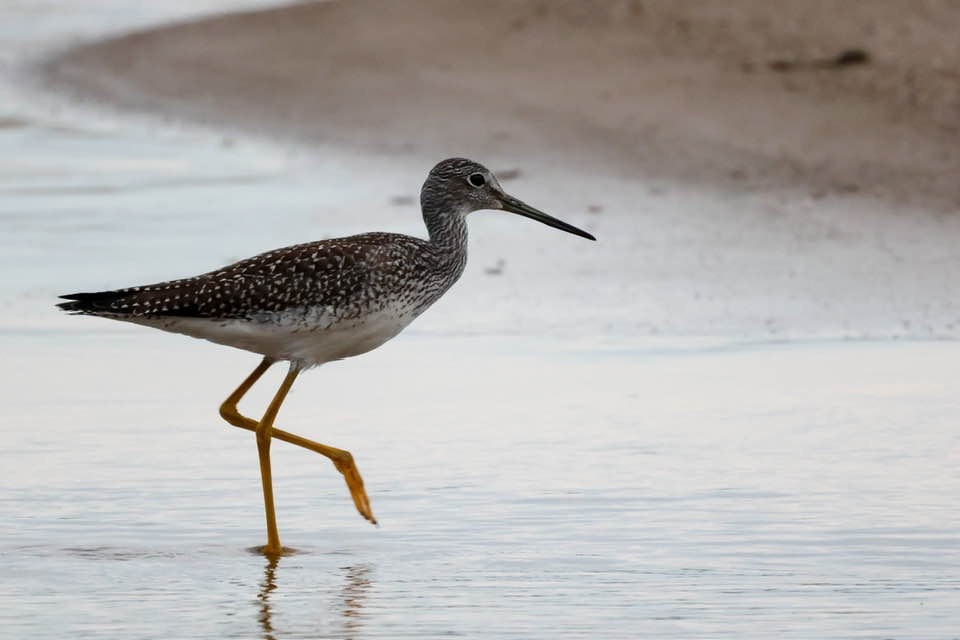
[{"x1": 58, "y1": 157, "x2": 596, "y2": 555}]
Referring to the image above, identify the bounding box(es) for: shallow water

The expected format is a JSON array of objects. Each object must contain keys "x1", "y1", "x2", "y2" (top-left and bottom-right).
[{"x1": 2, "y1": 333, "x2": 959, "y2": 638}]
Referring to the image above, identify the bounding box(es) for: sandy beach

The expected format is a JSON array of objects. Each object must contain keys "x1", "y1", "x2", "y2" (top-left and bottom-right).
[{"x1": 42, "y1": 1, "x2": 960, "y2": 199}]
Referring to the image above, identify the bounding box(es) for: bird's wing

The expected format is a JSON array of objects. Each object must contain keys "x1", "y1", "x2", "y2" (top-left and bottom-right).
[{"x1": 57, "y1": 234, "x2": 410, "y2": 319}]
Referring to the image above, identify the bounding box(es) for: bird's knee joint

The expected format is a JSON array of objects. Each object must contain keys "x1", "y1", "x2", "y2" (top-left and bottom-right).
[
  {"x1": 333, "y1": 450, "x2": 354, "y2": 471},
  {"x1": 219, "y1": 403, "x2": 238, "y2": 424}
]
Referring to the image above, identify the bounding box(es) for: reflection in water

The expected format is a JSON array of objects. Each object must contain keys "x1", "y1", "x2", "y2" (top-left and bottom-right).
[
  {"x1": 339, "y1": 564, "x2": 373, "y2": 639},
  {"x1": 257, "y1": 556, "x2": 373, "y2": 639},
  {"x1": 258, "y1": 555, "x2": 280, "y2": 640}
]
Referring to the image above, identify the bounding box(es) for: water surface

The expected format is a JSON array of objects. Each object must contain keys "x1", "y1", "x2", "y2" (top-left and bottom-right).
[
  {"x1": 2, "y1": 334, "x2": 958, "y2": 638},
  {"x1": 0, "y1": 2, "x2": 957, "y2": 637}
]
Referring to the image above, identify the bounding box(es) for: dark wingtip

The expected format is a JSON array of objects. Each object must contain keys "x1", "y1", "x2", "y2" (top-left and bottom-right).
[
  {"x1": 57, "y1": 296, "x2": 92, "y2": 313},
  {"x1": 56, "y1": 291, "x2": 119, "y2": 314},
  {"x1": 56, "y1": 300, "x2": 84, "y2": 313}
]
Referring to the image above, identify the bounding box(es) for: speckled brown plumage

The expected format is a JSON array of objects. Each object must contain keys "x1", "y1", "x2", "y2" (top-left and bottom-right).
[
  {"x1": 59, "y1": 232, "x2": 461, "y2": 322},
  {"x1": 58, "y1": 157, "x2": 593, "y2": 368}
]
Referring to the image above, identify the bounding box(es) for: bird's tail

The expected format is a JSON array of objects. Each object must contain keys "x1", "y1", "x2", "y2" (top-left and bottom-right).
[
  {"x1": 58, "y1": 282, "x2": 201, "y2": 317},
  {"x1": 57, "y1": 290, "x2": 131, "y2": 315}
]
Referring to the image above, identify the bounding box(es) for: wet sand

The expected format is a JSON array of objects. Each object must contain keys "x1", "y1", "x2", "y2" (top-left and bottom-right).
[{"x1": 42, "y1": 1, "x2": 960, "y2": 202}]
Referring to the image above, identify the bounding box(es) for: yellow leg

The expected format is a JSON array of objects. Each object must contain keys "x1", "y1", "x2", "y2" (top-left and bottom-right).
[
  {"x1": 221, "y1": 356, "x2": 275, "y2": 414},
  {"x1": 219, "y1": 359, "x2": 377, "y2": 527},
  {"x1": 255, "y1": 366, "x2": 300, "y2": 555}
]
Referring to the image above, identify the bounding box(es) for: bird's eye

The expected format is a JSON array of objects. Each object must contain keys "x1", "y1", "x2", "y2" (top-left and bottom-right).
[{"x1": 467, "y1": 173, "x2": 486, "y2": 188}]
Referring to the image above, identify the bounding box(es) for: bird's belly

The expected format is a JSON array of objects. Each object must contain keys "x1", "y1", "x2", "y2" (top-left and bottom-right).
[{"x1": 129, "y1": 307, "x2": 417, "y2": 368}]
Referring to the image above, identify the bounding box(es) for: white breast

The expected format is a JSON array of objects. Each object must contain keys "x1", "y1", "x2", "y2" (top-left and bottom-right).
[{"x1": 126, "y1": 306, "x2": 420, "y2": 368}]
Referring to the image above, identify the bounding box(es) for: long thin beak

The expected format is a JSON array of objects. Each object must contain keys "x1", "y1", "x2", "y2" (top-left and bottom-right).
[{"x1": 500, "y1": 194, "x2": 596, "y2": 241}]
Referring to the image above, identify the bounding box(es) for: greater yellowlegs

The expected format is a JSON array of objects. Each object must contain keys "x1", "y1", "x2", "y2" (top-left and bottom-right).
[{"x1": 58, "y1": 157, "x2": 595, "y2": 555}]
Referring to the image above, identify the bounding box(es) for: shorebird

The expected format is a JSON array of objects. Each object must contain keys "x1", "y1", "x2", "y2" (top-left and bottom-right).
[{"x1": 58, "y1": 157, "x2": 595, "y2": 555}]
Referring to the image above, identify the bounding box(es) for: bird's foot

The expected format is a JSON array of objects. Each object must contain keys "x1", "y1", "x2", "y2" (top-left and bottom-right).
[{"x1": 333, "y1": 453, "x2": 377, "y2": 525}]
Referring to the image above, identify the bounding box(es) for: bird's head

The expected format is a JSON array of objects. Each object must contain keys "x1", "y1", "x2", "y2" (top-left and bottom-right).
[{"x1": 421, "y1": 157, "x2": 596, "y2": 241}]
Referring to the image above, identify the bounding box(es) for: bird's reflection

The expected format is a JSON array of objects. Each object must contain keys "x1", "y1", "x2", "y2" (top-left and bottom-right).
[
  {"x1": 257, "y1": 554, "x2": 373, "y2": 640},
  {"x1": 339, "y1": 564, "x2": 373, "y2": 638},
  {"x1": 258, "y1": 554, "x2": 280, "y2": 640}
]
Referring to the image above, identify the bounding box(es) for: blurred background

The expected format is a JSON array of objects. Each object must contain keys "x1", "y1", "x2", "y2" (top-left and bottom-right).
[{"x1": 2, "y1": 1, "x2": 958, "y2": 638}]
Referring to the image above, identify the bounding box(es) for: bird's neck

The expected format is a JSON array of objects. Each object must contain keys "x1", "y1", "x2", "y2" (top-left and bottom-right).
[
  {"x1": 423, "y1": 202, "x2": 468, "y2": 253},
  {"x1": 422, "y1": 204, "x2": 469, "y2": 288}
]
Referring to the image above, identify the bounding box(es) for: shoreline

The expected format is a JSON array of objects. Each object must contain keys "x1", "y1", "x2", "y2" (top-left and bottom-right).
[
  {"x1": 38, "y1": 0, "x2": 960, "y2": 208},
  {"x1": 23, "y1": 0, "x2": 960, "y2": 340}
]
